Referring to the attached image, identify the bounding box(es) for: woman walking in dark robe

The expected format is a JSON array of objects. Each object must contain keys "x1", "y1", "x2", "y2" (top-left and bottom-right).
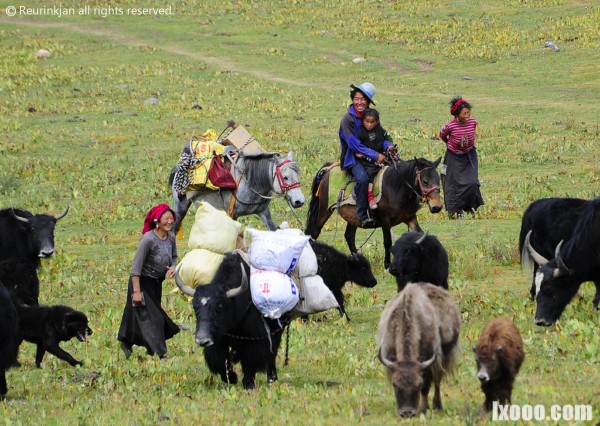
[
  {"x1": 118, "y1": 204, "x2": 180, "y2": 359},
  {"x1": 439, "y1": 96, "x2": 485, "y2": 219}
]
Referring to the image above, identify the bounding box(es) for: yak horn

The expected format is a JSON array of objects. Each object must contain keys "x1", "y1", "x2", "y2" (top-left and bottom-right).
[
  {"x1": 378, "y1": 348, "x2": 394, "y2": 368},
  {"x1": 421, "y1": 354, "x2": 436, "y2": 369},
  {"x1": 174, "y1": 268, "x2": 196, "y2": 296},
  {"x1": 524, "y1": 230, "x2": 549, "y2": 266},
  {"x1": 554, "y1": 240, "x2": 564, "y2": 260},
  {"x1": 226, "y1": 263, "x2": 249, "y2": 298},
  {"x1": 55, "y1": 204, "x2": 70, "y2": 220},
  {"x1": 553, "y1": 240, "x2": 570, "y2": 277},
  {"x1": 415, "y1": 231, "x2": 429, "y2": 245},
  {"x1": 10, "y1": 208, "x2": 29, "y2": 223}
]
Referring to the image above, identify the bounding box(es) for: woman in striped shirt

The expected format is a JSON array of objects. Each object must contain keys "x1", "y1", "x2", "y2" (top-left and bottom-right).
[{"x1": 439, "y1": 97, "x2": 485, "y2": 219}]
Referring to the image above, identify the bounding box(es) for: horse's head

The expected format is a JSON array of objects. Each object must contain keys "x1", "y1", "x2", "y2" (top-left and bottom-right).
[
  {"x1": 273, "y1": 151, "x2": 305, "y2": 209},
  {"x1": 414, "y1": 157, "x2": 443, "y2": 213}
]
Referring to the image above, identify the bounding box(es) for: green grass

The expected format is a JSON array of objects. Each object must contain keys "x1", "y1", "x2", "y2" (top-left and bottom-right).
[{"x1": 0, "y1": 1, "x2": 599, "y2": 424}]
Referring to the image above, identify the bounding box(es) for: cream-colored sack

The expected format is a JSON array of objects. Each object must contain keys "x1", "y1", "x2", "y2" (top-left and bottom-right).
[
  {"x1": 188, "y1": 202, "x2": 242, "y2": 253},
  {"x1": 293, "y1": 275, "x2": 339, "y2": 315},
  {"x1": 176, "y1": 249, "x2": 225, "y2": 288}
]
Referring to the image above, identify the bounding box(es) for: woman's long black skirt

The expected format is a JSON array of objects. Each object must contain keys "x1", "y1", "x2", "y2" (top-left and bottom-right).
[
  {"x1": 442, "y1": 148, "x2": 485, "y2": 215},
  {"x1": 117, "y1": 275, "x2": 180, "y2": 357}
]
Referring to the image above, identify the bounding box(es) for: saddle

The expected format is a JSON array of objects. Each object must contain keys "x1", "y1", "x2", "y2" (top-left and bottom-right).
[
  {"x1": 317, "y1": 163, "x2": 387, "y2": 209},
  {"x1": 175, "y1": 124, "x2": 267, "y2": 199}
]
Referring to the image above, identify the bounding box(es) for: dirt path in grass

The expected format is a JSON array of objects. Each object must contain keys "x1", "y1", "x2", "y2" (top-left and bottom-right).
[
  {"x1": 0, "y1": 18, "x2": 335, "y2": 89},
  {"x1": 1, "y1": 18, "x2": 429, "y2": 96}
]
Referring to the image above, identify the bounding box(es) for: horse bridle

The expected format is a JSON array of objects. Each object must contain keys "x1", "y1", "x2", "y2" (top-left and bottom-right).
[
  {"x1": 274, "y1": 159, "x2": 301, "y2": 193},
  {"x1": 389, "y1": 157, "x2": 439, "y2": 204},
  {"x1": 415, "y1": 167, "x2": 440, "y2": 203},
  {"x1": 232, "y1": 155, "x2": 301, "y2": 203}
]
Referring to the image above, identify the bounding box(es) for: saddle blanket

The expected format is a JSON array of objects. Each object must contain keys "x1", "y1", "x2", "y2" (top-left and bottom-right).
[{"x1": 318, "y1": 164, "x2": 387, "y2": 210}]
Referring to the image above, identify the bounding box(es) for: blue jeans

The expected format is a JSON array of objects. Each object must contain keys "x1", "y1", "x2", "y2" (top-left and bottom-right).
[{"x1": 351, "y1": 161, "x2": 370, "y2": 221}]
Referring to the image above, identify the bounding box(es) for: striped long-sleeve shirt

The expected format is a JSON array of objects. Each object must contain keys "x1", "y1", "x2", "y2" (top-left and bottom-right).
[{"x1": 439, "y1": 117, "x2": 478, "y2": 155}]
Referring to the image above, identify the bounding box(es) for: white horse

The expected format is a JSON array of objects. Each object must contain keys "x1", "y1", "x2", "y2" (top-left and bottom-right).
[{"x1": 169, "y1": 151, "x2": 305, "y2": 232}]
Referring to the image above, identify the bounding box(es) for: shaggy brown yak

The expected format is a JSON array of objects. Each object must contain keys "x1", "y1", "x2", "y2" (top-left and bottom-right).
[
  {"x1": 377, "y1": 283, "x2": 460, "y2": 418},
  {"x1": 473, "y1": 316, "x2": 525, "y2": 411}
]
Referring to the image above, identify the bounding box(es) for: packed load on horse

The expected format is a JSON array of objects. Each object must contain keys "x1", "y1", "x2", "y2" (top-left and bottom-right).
[
  {"x1": 172, "y1": 123, "x2": 266, "y2": 201},
  {"x1": 169, "y1": 121, "x2": 304, "y2": 233}
]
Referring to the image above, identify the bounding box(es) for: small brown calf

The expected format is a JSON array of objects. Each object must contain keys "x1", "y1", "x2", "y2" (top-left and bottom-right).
[{"x1": 473, "y1": 317, "x2": 525, "y2": 411}]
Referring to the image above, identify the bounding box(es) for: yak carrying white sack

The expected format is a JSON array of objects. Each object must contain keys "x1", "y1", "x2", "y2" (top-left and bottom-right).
[
  {"x1": 188, "y1": 202, "x2": 242, "y2": 254},
  {"x1": 275, "y1": 227, "x2": 318, "y2": 277},
  {"x1": 247, "y1": 228, "x2": 310, "y2": 274},
  {"x1": 175, "y1": 249, "x2": 224, "y2": 289},
  {"x1": 293, "y1": 275, "x2": 339, "y2": 316},
  {"x1": 250, "y1": 266, "x2": 299, "y2": 319}
]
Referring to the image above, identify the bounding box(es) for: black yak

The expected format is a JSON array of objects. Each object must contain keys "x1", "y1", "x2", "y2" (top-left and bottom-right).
[
  {"x1": 0, "y1": 286, "x2": 19, "y2": 400},
  {"x1": 309, "y1": 239, "x2": 377, "y2": 320},
  {"x1": 525, "y1": 198, "x2": 600, "y2": 325},
  {"x1": 0, "y1": 206, "x2": 69, "y2": 305},
  {"x1": 175, "y1": 252, "x2": 289, "y2": 390},
  {"x1": 388, "y1": 231, "x2": 448, "y2": 292},
  {"x1": 519, "y1": 197, "x2": 599, "y2": 307},
  {"x1": 0, "y1": 260, "x2": 40, "y2": 306}
]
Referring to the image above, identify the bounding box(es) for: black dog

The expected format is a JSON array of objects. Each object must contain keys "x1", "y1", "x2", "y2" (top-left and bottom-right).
[{"x1": 16, "y1": 304, "x2": 92, "y2": 368}]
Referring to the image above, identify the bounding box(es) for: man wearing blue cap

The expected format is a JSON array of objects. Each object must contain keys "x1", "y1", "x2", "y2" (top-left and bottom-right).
[{"x1": 339, "y1": 82, "x2": 393, "y2": 227}]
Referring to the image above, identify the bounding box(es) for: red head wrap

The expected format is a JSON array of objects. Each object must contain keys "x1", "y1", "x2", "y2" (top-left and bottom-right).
[
  {"x1": 450, "y1": 99, "x2": 468, "y2": 116},
  {"x1": 142, "y1": 203, "x2": 176, "y2": 234}
]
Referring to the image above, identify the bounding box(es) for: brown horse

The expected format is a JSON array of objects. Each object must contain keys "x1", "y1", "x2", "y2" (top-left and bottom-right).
[{"x1": 305, "y1": 157, "x2": 443, "y2": 268}]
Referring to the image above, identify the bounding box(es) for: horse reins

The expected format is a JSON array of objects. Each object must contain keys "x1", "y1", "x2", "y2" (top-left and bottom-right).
[
  {"x1": 390, "y1": 158, "x2": 439, "y2": 204},
  {"x1": 415, "y1": 167, "x2": 440, "y2": 204}
]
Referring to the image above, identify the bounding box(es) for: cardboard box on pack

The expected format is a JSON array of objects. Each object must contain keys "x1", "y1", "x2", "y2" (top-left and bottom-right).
[{"x1": 222, "y1": 125, "x2": 266, "y2": 156}]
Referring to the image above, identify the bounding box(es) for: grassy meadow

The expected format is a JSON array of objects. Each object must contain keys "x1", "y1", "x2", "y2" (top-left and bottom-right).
[{"x1": 0, "y1": 1, "x2": 599, "y2": 424}]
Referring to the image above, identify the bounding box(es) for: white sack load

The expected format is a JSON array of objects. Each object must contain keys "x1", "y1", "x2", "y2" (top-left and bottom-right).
[
  {"x1": 275, "y1": 227, "x2": 318, "y2": 277},
  {"x1": 176, "y1": 249, "x2": 225, "y2": 288},
  {"x1": 250, "y1": 266, "x2": 299, "y2": 319},
  {"x1": 293, "y1": 275, "x2": 340, "y2": 316},
  {"x1": 247, "y1": 228, "x2": 309, "y2": 274},
  {"x1": 188, "y1": 202, "x2": 242, "y2": 253}
]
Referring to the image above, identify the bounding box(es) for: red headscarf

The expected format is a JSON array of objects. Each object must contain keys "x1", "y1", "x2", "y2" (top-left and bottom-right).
[
  {"x1": 450, "y1": 98, "x2": 468, "y2": 116},
  {"x1": 142, "y1": 204, "x2": 176, "y2": 235}
]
